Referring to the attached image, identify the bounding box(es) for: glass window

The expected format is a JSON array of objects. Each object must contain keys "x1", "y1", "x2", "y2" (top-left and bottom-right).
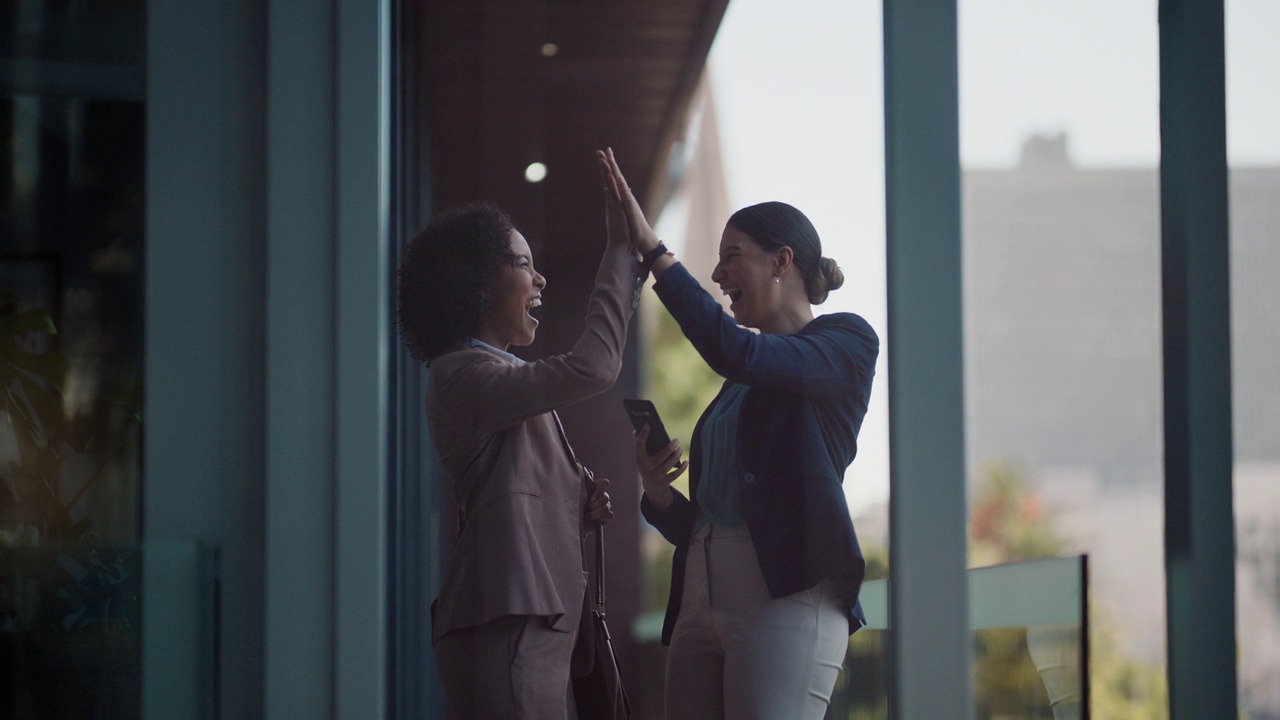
[
  {"x1": 638, "y1": 0, "x2": 889, "y2": 715},
  {"x1": 1227, "y1": 2, "x2": 1280, "y2": 718},
  {"x1": 959, "y1": 2, "x2": 1167, "y2": 716},
  {"x1": 2, "y1": 2, "x2": 146, "y2": 716}
]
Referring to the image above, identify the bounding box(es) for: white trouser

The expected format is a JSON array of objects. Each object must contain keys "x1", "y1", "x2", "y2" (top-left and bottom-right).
[{"x1": 665, "y1": 523, "x2": 848, "y2": 720}]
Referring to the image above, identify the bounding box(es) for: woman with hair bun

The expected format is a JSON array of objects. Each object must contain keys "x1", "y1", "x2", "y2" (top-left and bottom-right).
[{"x1": 601, "y1": 150, "x2": 879, "y2": 719}]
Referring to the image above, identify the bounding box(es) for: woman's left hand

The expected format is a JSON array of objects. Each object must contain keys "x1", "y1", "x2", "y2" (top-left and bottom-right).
[
  {"x1": 596, "y1": 150, "x2": 632, "y2": 252},
  {"x1": 585, "y1": 475, "x2": 614, "y2": 525}
]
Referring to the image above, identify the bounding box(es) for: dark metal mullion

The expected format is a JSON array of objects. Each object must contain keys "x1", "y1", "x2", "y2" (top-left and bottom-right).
[
  {"x1": 884, "y1": 1, "x2": 972, "y2": 717},
  {"x1": 1158, "y1": 1, "x2": 1238, "y2": 716}
]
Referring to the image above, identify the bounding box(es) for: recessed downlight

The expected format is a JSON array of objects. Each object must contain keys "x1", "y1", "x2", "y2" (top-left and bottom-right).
[{"x1": 524, "y1": 162, "x2": 548, "y2": 183}]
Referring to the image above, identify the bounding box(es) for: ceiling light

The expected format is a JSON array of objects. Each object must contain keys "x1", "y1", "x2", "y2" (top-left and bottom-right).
[
  {"x1": 524, "y1": 162, "x2": 548, "y2": 183},
  {"x1": 541, "y1": 43, "x2": 559, "y2": 57}
]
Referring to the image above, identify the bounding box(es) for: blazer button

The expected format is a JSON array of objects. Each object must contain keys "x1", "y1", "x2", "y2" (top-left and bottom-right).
[{"x1": 743, "y1": 472, "x2": 756, "y2": 484}]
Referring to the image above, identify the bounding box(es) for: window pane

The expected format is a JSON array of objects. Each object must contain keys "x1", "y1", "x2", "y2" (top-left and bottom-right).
[
  {"x1": 1227, "y1": 2, "x2": 1280, "y2": 717},
  {"x1": 959, "y1": 2, "x2": 1166, "y2": 716},
  {"x1": 2, "y1": 2, "x2": 146, "y2": 716},
  {"x1": 638, "y1": 0, "x2": 889, "y2": 715}
]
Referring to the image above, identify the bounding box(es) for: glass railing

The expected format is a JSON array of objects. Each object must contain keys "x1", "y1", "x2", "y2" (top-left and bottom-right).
[
  {"x1": 634, "y1": 554, "x2": 1088, "y2": 720},
  {"x1": 1, "y1": 540, "x2": 218, "y2": 720},
  {"x1": 831, "y1": 555, "x2": 1088, "y2": 719}
]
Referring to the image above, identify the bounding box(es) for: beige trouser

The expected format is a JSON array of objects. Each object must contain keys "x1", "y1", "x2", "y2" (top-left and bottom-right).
[
  {"x1": 665, "y1": 524, "x2": 848, "y2": 720},
  {"x1": 434, "y1": 614, "x2": 579, "y2": 720}
]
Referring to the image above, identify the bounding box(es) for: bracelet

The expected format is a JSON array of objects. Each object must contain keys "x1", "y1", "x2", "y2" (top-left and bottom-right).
[{"x1": 641, "y1": 242, "x2": 671, "y2": 272}]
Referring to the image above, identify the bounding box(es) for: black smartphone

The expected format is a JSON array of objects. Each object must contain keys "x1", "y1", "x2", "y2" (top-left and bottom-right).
[{"x1": 622, "y1": 398, "x2": 673, "y2": 456}]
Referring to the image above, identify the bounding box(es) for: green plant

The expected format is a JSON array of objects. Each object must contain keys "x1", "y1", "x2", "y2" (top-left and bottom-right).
[
  {"x1": 0, "y1": 290, "x2": 142, "y2": 633},
  {"x1": 642, "y1": 300, "x2": 724, "y2": 501},
  {"x1": 969, "y1": 460, "x2": 1065, "y2": 566}
]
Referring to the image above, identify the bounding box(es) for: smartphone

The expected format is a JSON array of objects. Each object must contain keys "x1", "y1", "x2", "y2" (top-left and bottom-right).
[{"x1": 622, "y1": 398, "x2": 673, "y2": 456}]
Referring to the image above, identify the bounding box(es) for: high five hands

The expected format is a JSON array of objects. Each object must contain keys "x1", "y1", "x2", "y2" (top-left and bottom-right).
[{"x1": 595, "y1": 148, "x2": 666, "y2": 265}]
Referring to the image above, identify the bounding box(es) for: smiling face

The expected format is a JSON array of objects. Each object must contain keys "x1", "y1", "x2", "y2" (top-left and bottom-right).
[
  {"x1": 711, "y1": 224, "x2": 784, "y2": 329},
  {"x1": 474, "y1": 230, "x2": 546, "y2": 350}
]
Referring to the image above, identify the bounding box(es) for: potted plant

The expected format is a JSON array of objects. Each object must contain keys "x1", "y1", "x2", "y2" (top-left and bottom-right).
[{"x1": 1, "y1": 290, "x2": 143, "y2": 719}]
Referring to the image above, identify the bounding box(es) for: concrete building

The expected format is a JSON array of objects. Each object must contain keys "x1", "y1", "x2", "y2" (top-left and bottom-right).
[{"x1": 964, "y1": 135, "x2": 1280, "y2": 717}]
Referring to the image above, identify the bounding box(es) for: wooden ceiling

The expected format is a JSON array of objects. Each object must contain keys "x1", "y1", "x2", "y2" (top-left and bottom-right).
[{"x1": 418, "y1": 0, "x2": 729, "y2": 285}]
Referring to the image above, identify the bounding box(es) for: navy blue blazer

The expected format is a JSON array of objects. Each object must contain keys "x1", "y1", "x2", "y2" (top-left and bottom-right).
[{"x1": 640, "y1": 263, "x2": 878, "y2": 644}]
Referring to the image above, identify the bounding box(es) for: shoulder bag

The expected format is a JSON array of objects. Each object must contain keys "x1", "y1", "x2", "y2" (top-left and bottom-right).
[{"x1": 572, "y1": 504, "x2": 632, "y2": 719}]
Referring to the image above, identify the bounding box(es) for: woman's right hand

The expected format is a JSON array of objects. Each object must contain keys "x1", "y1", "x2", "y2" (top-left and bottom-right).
[{"x1": 635, "y1": 425, "x2": 687, "y2": 511}]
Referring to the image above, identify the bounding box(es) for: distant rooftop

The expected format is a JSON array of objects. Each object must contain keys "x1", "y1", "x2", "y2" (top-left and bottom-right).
[{"x1": 1018, "y1": 132, "x2": 1074, "y2": 170}]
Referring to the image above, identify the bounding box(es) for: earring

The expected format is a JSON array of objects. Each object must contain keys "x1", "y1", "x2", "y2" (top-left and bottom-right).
[{"x1": 774, "y1": 276, "x2": 781, "y2": 285}]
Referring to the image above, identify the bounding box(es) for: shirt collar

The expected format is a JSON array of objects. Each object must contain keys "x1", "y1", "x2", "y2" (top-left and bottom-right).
[{"x1": 468, "y1": 338, "x2": 524, "y2": 365}]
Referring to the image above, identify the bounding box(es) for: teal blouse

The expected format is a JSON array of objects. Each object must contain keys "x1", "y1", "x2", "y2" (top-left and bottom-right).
[{"x1": 694, "y1": 382, "x2": 749, "y2": 529}]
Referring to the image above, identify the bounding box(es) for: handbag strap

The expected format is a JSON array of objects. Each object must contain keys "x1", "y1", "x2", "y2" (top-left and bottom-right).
[
  {"x1": 594, "y1": 523, "x2": 607, "y2": 616},
  {"x1": 551, "y1": 411, "x2": 607, "y2": 615}
]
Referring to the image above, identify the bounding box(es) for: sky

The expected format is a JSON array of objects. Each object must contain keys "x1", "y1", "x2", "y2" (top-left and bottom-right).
[{"x1": 698, "y1": 0, "x2": 1280, "y2": 514}]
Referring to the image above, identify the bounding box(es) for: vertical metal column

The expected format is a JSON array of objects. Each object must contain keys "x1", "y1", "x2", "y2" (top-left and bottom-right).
[
  {"x1": 145, "y1": 2, "x2": 266, "y2": 717},
  {"x1": 142, "y1": 543, "x2": 217, "y2": 720},
  {"x1": 265, "y1": 0, "x2": 338, "y2": 717},
  {"x1": 387, "y1": 2, "x2": 444, "y2": 716},
  {"x1": 1158, "y1": 1, "x2": 1238, "y2": 717},
  {"x1": 883, "y1": 1, "x2": 972, "y2": 718},
  {"x1": 334, "y1": 0, "x2": 392, "y2": 717}
]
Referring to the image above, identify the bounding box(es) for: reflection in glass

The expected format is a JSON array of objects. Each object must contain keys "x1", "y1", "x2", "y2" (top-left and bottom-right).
[
  {"x1": 2, "y1": 2, "x2": 146, "y2": 717},
  {"x1": 831, "y1": 557, "x2": 1088, "y2": 720}
]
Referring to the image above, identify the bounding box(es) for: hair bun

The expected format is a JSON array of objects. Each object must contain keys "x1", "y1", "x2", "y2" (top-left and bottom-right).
[
  {"x1": 806, "y1": 257, "x2": 844, "y2": 304},
  {"x1": 819, "y1": 257, "x2": 844, "y2": 290}
]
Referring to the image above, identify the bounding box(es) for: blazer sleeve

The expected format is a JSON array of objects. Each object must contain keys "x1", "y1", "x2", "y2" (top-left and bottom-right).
[
  {"x1": 434, "y1": 245, "x2": 643, "y2": 436},
  {"x1": 640, "y1": 488, "x2": 697, "y2": 548},
  {"x1": 652, "y1": 262, "x2": 878, "y2": 397}
]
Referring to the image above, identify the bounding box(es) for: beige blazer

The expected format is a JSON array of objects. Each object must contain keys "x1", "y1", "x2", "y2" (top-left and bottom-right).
[{"x1": 427, "y1": 244, "x2": 642, "y2": 642}]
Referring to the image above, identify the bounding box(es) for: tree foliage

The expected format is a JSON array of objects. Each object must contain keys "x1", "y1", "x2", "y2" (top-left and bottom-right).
[
  {"x1": 968, "y1": 461, "x2": 1171, "y2": 720},
  {"x1": 641, "y1": 299, "x2": 724, "y2": 500}
]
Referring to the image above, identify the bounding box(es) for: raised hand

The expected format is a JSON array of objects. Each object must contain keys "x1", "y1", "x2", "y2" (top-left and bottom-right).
[
  {"x1": 634, "y1": 425, "x2": 686, "y2": 511},
  {"x1": 599, "y1": 148, "x2": 662, "y2": 257},
  {"x1": 596, "y1": 149, "x2": 632, "y2": 251}
]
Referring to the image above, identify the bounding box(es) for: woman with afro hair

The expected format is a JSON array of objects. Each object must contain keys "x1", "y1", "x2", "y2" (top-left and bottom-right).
[{"x1": 398, "y1": 150, "x2": 643, "y2": 718}]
